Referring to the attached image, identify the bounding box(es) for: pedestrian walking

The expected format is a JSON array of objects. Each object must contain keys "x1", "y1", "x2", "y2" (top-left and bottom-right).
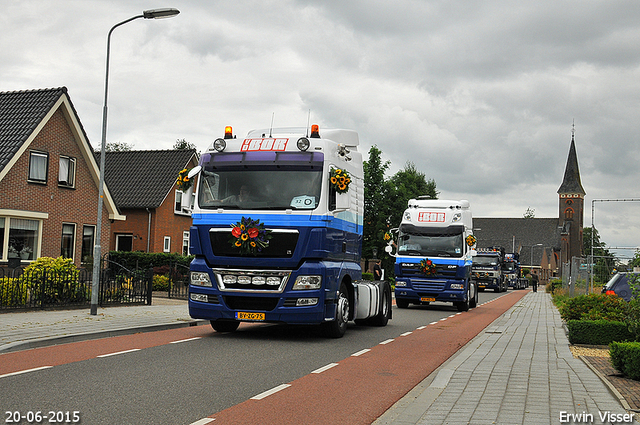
[
  {"x1": 373, "y1": 260, "x2": 382, "y2": 281},
  {"x1": 532, "y1": 272, "x2": 538, "y2": 292}
]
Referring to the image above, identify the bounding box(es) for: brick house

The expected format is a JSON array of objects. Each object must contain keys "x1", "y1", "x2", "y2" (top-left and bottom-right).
[
  {"x1": 0, "y1": 87, "x2": 124, "y2": 268},
  {"x1": 95, "y1": 149, "x2": 199, "y2": 255}
]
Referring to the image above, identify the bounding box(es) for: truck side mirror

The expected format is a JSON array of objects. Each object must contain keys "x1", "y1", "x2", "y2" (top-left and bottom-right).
[{"x1": 188, "y1": 165, "x2": 202, "y2": 179}]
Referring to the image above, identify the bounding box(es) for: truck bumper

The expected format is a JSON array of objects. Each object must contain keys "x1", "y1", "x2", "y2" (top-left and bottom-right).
[
  {"x1": 188, "y1": 289, "x2": 332, "y2": 325},
  {"x1": 394, "y1": 281, "x2": 467, "y2": 304}
]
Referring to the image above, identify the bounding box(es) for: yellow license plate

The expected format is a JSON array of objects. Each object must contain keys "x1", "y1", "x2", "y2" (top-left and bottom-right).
[
  {"x1": 236, "y1": 312, "x2": 265, "y2": 321},
  {"x1": 420, "y1": 297, "x2": 436, "y2": 302}
]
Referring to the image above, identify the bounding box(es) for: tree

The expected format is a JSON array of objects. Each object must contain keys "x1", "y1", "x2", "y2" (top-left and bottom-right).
[
  {"x1": 104, "y1": 142, "x2": 133, "y2": 152},
  {"x1": 386, "y1": 162, "x2": 438, "y2": 232},
  {"x1": 173, "y1": 138, "x2": 196, "y2": 150},
  {"x1": 523, "y1": 207, "x2": 535, "y2": 218},
  {"x1": 629, "y1": 250, "x2": 640, "y2": 269},
  {"x1": 583, "y1": 227, "x2": 616, "y2": 284},
  {"x1": 363, "y1": 146, "x2": 390, "y2": 262}
]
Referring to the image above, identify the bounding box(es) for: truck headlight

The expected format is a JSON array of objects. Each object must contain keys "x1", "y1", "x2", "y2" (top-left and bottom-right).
[
  {"x1": 293, "y1": 275, "x2": 322, "y2": 290},
  {"x1": 450, "y1": 283, "x2": 464, "y2": 290},
  {"x1": 191, "y1": 272, "x2": 212, "y2": 287}
]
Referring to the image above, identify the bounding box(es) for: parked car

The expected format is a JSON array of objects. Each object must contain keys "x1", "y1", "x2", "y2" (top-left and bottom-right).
[{"x1": 601, "y1": 272, "x2": 640, "y2": 301}]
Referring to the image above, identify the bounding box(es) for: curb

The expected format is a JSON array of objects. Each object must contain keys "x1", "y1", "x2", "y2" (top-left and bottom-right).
[
  {"x1": 0, "y1": 319, "x2": 208, "y2": 354},
  {"x1": 580, "y1": 356, "x2": 632, "y2": 411}
]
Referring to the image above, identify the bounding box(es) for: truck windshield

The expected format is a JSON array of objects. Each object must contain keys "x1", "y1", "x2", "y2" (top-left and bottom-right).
[
  {"x1": 503, "y1": 262, "x2": 516, "y2": 271},
  {"x1": 198, "y1": 169, "x2": 322, "y2": 210},
  {"x1": 397, "y1": 232, "x2": 463, "y2": 258},
  {"x1": 473, "y1": 256, "x2": 499, "y2": 266}
]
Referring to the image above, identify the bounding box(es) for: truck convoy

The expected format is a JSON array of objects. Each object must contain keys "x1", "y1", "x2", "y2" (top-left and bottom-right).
[
  {"x1": 471, "y1": 247, "x2": 508, "y2": 292},
  {"x1": 503, "y1": 253, "x2": 527, "y2": 290},
  {"x1": 389, "y1": 199, "x2": 478, "y2": 312},
  {"x1": 186, "y1": 125, "x2": 392, "y2": 338}
]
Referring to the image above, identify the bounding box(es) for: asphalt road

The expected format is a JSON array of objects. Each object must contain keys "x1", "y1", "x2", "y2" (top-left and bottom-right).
[{"x1": 1, "y1": 290, "x2": 516, "y2": 425}]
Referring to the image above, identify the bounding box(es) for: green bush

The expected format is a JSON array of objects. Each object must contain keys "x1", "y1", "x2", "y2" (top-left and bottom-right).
[
  {"x1": 610, "y1": 341, "x2": 640, "y2": 381},
  {"x1": 558, "y1": 293, "x2": 628, "y2": 322},
  {"x1": 21, "y1": 257, "x2": 87, "y2": 304},
  {"x1": 567, "y1": 320, "x2": 635, "y2": 345},
  {"x1": 547, "y1": 279, "x2": 563, "y2": 294},
  {"x1": 153, "y1": 275, "x2": 171, "y2": 291},
  {"x1": 362, "y1": 272, "x2": 373, "y2": 281},
  {"x1": 108, "y1": 251, "x2": 193, "y2": 271},
  {"x1": 626, "y1": 298, "x2": 640, "y2": 342},
  {"x1": 0, "y1": 277, "x2": 28, "y2": 307}
]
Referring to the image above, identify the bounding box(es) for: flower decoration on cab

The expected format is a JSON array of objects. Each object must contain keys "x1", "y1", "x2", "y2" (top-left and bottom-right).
[
  {"x1": 466, "y1": 235, "x2": 477, "y2": 247},
  {"x1": 330, "y1": 167, "x2": 351, "y2": 194},
  {"x1": 176, "y1": 168, "x2": 192, "y2": 191},
  {"x1": 419, "y1": 259, "x2": 437, "y2": 276},
  {"x1": 229, "y1": 217, "x2": 272, "y2": 255},
  {"x1": 384, "y1": 232, "x2": 392, "y2": 242}
]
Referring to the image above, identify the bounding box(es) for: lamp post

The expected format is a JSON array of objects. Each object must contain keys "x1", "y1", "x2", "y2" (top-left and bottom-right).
[
  {"x1": 91, "y1": 8, "x2": 180, "y2": 315},
  {"x1": 530, "y1": 243, "x2": 543, "y2": 269}
]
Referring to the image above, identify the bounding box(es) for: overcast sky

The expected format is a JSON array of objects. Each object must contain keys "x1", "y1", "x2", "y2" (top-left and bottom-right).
[{"x1": 2, "y1": 0, "x2": 639, "y2": 260}]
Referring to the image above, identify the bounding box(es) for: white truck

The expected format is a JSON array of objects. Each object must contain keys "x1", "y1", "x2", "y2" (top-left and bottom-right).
[
  {"x1": 388, "y1": 198, "x2": 478, "y2": 311},
  {"x1": 186, "y1": 125, "x2": 392, "y2": 337}
]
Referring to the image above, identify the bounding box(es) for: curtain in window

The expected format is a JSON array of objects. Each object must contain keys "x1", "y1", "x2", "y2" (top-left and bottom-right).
[
  {"x1": 29, "y1": 153, "x2": 47, "y2": 181},
  {"x1": 59, "y1": 157, "x2": 69, "y2": 183}
]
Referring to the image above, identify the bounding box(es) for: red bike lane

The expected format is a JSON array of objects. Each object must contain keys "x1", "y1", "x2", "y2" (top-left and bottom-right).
[{"x1": 205, "y1": 290, "x2": 528, "y2": 425}]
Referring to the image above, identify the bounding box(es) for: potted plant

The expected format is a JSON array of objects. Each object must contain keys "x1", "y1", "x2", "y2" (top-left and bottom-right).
[{"x1": 20, "y1": 246, "x2": 32, "y2": 260}]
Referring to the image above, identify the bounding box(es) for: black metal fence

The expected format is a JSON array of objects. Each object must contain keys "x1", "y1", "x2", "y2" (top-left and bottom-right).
[{"x1": 0, "y1": 256, "x2": 153, "y2": 311}]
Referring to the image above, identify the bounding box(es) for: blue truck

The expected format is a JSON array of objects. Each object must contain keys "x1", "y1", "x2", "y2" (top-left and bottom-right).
[
  {"x1": 186, "y1": 125, "x2": 391, "y2": 338},
  {"x1": 389, "y1": 199, "x2": 478, "y2": 312},
  {"x1": 472, "y1": 247, "x2": 508, "y2": 292}
]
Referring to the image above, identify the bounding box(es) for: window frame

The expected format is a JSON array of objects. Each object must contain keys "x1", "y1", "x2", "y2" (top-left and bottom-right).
[
  {"x1": 28, "y1": 151, "x2": 49, "y2": 184},
  {"x1": 163, "y1": 236, "x2": 171, "y2": 253},
  {"x1": 0, "y1": 215, "x2": 42, "y2": 262},
  {"x1": 61, "y1": 222, "x2": 77, "y2": 260},
  {"x1": 58, "y1": 155, "x2": 77, "y2": 188}
]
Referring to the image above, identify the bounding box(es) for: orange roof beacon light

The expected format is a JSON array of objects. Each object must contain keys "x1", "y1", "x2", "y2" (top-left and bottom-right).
[
  {"x1": 224, "y1": 126, "x2": 234, "y2": 139},
  {"x1": 310, "y1": 124, "x2": 320, "y2": 138}
]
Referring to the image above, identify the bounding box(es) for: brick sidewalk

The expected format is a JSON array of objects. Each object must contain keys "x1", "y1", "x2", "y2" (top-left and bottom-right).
[{"x1": 583, "y1": 356, "x2": 640, "y2": 411}]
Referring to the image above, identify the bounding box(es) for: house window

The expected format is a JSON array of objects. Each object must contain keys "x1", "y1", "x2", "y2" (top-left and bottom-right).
[
  {"x1": 0, "y1": 218, "x2": 4, "y2": 260},
  {"x1": 58, "y1": 156, "x2": 76, "y2": 187},
  {"x1": 116, "y1": 234, "x2": 133, "y2": 252},
  {"x1": 28, "y1": 151, "x2": 48, "y2": 183},
  {"x1": 81, "y1": 225, "x2": 95, "y2": 264},
  {"x1": 3, "y1": 217, "x2": 39, "y2": 261},
  {"x1": 61, "y1": 223, "x2": 76, "y2": 259},
  {"x1": 182, "y1": 231, "x2": 189, "y2": 256},
  {"x1": 164, "y1": 236, "x2": 171, "y2": 253}
]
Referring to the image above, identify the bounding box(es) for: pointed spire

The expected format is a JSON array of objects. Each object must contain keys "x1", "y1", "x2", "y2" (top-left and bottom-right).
[{"x1": 558, "y1": 121, "x2": 586, "y2": 195}]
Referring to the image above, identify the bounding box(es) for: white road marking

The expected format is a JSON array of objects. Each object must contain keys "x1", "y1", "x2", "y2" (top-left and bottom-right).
[
  {"x1": 170, "y1": 337, "x2": 202, "y2": 344},
  {"x1": 251, "y1": 384, "x2": 291, "y2": 400},
  {"x1": 311, "y1": 363, "x2": 339, "y2": 374},
  {"x1": 351, "y1": 348, "x2": 371, "y2": 357},
  {"x1": 0, "y1": 366, "x2": 53, "y2": 379},
  {"x1": 97, "y1": 349, "x2": 141, "y2": 358}
]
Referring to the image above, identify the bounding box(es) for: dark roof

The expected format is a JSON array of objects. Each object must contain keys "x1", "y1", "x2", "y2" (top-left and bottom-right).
[
  {"x1": 0, "y1": 87, "x2": 68, "y2": 173},
  {"x1": 473, "y1": 217, "x2": 562, "y2": 265},
  {"x1": 557, "y1": 133, "x2": 585, "y2": 195},
  {"x1": 96, "y1": 149, "x2": 198, "y2": 209}
]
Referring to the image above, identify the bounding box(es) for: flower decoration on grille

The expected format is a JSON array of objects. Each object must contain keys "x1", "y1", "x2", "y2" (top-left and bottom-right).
[
  {"x1": 466, "y1": 235, "x2": 477, "y2": 247},
  {"x1": 229, "y1": 216, "x2": 272, "y2": 255},
  {"x1": 329, "y1": 167, "x2": 351, "y2": 194},
  {"x1": 419, "y1": 259, "x2": 437, "y2": 276},
  {"x1": 176, "y1": 168, "x2": 192, "y2": 191}
]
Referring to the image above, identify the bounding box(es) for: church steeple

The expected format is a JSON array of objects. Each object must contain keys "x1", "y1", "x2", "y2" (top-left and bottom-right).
[{"x1": 558, "y1": 123, "x2": 586, "y2": 196}]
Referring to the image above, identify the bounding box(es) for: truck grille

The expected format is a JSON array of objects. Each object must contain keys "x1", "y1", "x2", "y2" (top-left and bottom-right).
[
  {"x1": 209, "y1": 228, "x2": 299, "y2": 258},
  {"x1": 400, "y1": 262, "x2": 459, "y2": 279},
  {"x1": 410, "y1": 279, "x2": 446, "y2": 292},
  {"x1": 212, "y1": 268, "x2": 291, "y2": 293}
]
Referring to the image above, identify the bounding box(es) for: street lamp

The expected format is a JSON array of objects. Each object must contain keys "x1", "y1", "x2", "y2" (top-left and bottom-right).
[
  {"x1": 91, "y1": 8, "x2": 180, "y2": 315},
  {"x1": 530, "y1": 243, "x2": 543, "y2": 269}
]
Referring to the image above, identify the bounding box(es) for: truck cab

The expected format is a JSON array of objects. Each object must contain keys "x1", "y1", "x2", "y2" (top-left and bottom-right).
[
  {"x1": 389, "y1": 199, "x2": 477, "y2": 312},
  {"x1": 472, "y1": 247, "x2": 508, "y2": 292}
]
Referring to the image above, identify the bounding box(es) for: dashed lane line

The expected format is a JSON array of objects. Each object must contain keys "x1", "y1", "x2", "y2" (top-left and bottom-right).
[{"x1": 251, "y1": 384, "x2": 291, "y2": 400}]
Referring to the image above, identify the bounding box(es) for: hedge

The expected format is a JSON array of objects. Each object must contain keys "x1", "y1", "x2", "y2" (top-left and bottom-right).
[
  {"x1": 610, "y1": 341, "x2": 640, "y2": 381},
  {"x1": 108, "y1": 251, "x2": 193, "y2": 271},
  {"x1": 566, "y1": 320, "x2": 635, "y2": 345}
]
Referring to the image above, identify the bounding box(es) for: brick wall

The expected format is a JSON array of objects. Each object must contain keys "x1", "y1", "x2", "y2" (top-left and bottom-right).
[{"x1": 0, "y1": 107, "x2": 110, "y2": 267}]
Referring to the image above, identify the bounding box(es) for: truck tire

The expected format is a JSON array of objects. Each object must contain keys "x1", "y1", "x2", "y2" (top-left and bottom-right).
[
  {"x1": 211, "y1": 319, "x2": 240, "y2": 333},
  {"x1": 323, "y1": 283, "x2": 349, "y2": 338},
  {"x1": 469, "y1": 281, "x2": 477, "y2": 308},
  {"x1": 396, "y1": 298, "x2": 410, "y2": 309},
  {"x1": 369, "y1": 281, "x2": 392, "y2": 327}
]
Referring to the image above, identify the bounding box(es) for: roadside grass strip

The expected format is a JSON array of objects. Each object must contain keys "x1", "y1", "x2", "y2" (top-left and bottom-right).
[
  {"x1": 96, "y1": 348, "x2": 141, "y2": 358},
  {"x1": 170, "y1": 337, "x2": 202, "y2": 344},
  {"x1": 351, "y1": 348, "x2": 371, "y2": 357},
  {"x1": 251, "y1": 384, "x2": 291, "y2": 400},
  {"x1": 311, "y1": 363, "x2": 339, "y2": 374},
  {"x1": 0, "y1": 366, "x2": 52, "y2": 379}
]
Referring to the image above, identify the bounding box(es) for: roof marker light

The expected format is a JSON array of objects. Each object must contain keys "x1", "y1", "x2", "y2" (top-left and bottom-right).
[
  {"x1": 310, "y1": 124, "x2": 320, "y2": 138},
  {"x1": 224, "y1": 126, "x2": 233, "y2": 139}
]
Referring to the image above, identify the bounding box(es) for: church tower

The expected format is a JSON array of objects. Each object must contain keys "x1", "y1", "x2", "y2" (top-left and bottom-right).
[{"x1": 557, "y1": 124, "x2": 586, "y2": 265}]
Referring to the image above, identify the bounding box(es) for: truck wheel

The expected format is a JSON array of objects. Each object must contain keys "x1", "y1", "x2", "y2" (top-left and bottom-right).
[
  {"x1": 469, "y1": 282, "x2": 477, "y2": 308},
  {"x1": 324, "y1": 283, "x2": 349, "y2": 338},
  {"x1": 369, "y1": 282, "x2": 392, "y2": 327},
  {"x1": 211, "y1": 320, "x2": 240, "y2": 333},
  {"x1": 396, "y1": 298, "x2": 409, "y2": 309}
]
